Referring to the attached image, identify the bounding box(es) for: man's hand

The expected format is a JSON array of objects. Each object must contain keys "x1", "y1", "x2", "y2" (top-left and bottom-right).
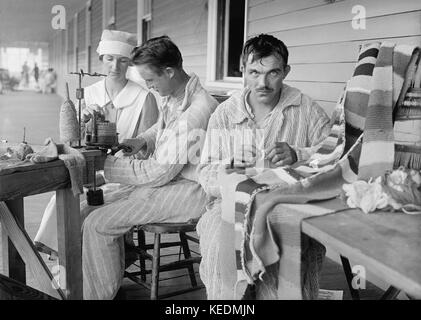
[
  {"x1": 224, "y1": 161, "x2": 255, "y2": 175},
  {"x1": 265, "y1": 142, "x2": 297, "y2": 167},
  {"x1": 82, "y1": 104, "x2": 103, "y2": 123},
  {"x1": 119, "y1": 137, "x2": 147, "y2": 156}
]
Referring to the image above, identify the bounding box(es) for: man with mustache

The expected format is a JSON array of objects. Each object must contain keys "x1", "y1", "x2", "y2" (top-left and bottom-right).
[{"x1": 197, "y1": 34, "x2": 332, "y2": 299}]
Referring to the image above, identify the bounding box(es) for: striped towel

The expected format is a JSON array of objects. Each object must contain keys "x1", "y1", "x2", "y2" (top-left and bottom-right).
[
  {"x1": 293, "y1": 42, "x2": 382, "y2": 177},
  {"x1": 220, "y1": 42, "x2": 420, "y2": 299},
  {"x1": 358, "y1": 43, "x2": 419, "y2": 179}
]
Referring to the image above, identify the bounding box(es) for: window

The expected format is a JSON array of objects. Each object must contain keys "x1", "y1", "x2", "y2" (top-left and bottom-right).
[
  {"x1": 207, "y1": 0, "x2": 247, "y2": 88},
  {"x1": 138, "y1": 0, "x2": 152, "y2": 44}
]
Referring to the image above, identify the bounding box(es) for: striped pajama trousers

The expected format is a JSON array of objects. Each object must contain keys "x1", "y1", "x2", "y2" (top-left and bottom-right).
[
  {"x1": 197, "y1": 199, "x2": 325, "y2": 300},
  {"x1": 196, "y1": 200, "x2": 281, "y2": 300},
  {"x1": 82, "y1": 178, "x2": 207, "y2": 300}
]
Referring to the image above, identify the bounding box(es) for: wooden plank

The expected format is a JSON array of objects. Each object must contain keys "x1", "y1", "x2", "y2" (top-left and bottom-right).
[
  {"x1": 249, "y1": 0, "x2": 271, "y2": 8},
  {"x1": 182, "y1": 55, "x2": 209, "y2": 67},
  {"x1": 154, "y1": 0, "x2": 204, "y2": 18},
  {"x1": 0, "y1": 202, "x2": 64, "y2": 300},
  {"x1": 154, "y1": 31, "x2": 208, "y2": 47},
  {"x1": 68, "y1": 18, "x2": 75, "y2": 72},
  {"x1": 1, "y1": 199, "x2": 26, "y2": 300},
  {"x1": 0, "y1": 165, "x2": 69, "y2": 201},
  {"x1": 249, "y1": 0, "x2": 340, "y2": 18},
  {"x1": 151, "y1": 0, "x2": 208, "y2": 45},
  {"x1": 56, "y1": 188, "x2": 82, "y2": 300},
  {"x1": 288, "y1": 36, "x2": 421, "y2": 64},
  {"x1": 287, "y1": 62, "x2": 355, "y2": 83},
  {"x1": 0, "y1": 273, "x2": 57, "y2": 300},
  {"x1": 250, "y1": 11, "x2": 421, "y2": 47},
  {"x1": 180, "y1": 44, "x2": 208, "y2": 58},
  {"x1": 116, "y1": 0, "x2": 138, "y2": 33},
  {"x1": 285, "y1": 81, "x2": 346, "y2": 102},
  {"x1": 153, "y1": 0, "x2": 174, "y2": 11},
  {"x1": 153, "y1": 24, "x2": 208, "y2": 43},
  {"x1": 78, "y1": 8, "x2": 86, "y2": 50},
  {"x1": 249, "y1": 0, "x2": 421, "y2": 31},
  {"x1": 0, "y1": 149, "x2": 102, "y2": 201},
  {"x1": 153, "y1": 6, "x2": 208, "y2": 31},
  {"x1": 3, "y1": 200, "x2": 26, "y2": 284},
  {"x1": 152, "y1": 20, "x2": 208, "y2": 43},
  {"x1": 302, "y1": 210, "x2": 421, "y2": 299},
  {"x1": 0, "y1": 223, "x2": 8, "y2": 300},
  {"x1": 90, "y1": 0, "x2": 103, "y2": 73},
  {"x1": 0, "y1": 159, "x2": 64, "y2": 176}
]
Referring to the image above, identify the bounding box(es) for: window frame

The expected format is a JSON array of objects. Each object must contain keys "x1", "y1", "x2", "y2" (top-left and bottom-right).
[
  {"x1": 138, "y1": 0, "x2": 152, "y2": 45},
  {"x1": 207, "y1": 0, "x2": 248, "y2": 90}
]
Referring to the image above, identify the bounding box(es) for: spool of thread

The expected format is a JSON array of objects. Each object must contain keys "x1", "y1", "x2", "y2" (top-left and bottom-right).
[
  {"x1": 96, "y1": 122, "x2": 117, "y2": 146},
  {"x1": 60, "y1": 83, "x2": 80, "y2": 145}
]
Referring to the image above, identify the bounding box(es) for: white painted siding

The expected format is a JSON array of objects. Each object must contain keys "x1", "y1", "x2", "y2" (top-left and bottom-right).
[
  {"x1": 49, "y1": 0, "x2": 421, "y2": 142},
  {"x1": 248, "y1": 0, "x2": 421, "y2": 117},
  {"x1": 91, "y1": 0, "x2": 103, "y2": 73},
  {"x1": 77, "y1": 8, "x2": 87, "y2": 72},
  {"x1": 152, "y1": 0, "x2": 208, "y2": 84},
  {"x1": 116, "y1": 0, "x2": 138, "y2": 33},
  {"x1": 67, "y1": 18, "x2": 75, "y2": 74}
]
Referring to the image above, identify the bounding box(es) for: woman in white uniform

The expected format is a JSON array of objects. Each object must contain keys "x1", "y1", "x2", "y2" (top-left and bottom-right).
[{"x1": 34, "y1": 29, "x2": 159, "y2": 256}]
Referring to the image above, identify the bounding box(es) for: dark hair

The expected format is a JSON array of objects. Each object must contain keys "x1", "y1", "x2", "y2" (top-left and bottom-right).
[
  {"x1": 241, "y1": 34, "x2": 289, "y2": 67},
  {"x1": 131, "y1": 35, "x2": 183, "y2": 74}
]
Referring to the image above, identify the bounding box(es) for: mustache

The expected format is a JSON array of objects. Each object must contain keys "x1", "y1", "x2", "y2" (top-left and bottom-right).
[{"x1": 256, "y1": 87, "x2": 273, "y2": 91}]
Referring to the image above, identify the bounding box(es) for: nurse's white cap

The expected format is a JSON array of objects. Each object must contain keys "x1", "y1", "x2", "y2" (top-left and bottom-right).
[{"x1": 96, "y1": 29, "x2": 137, "y2": 58}]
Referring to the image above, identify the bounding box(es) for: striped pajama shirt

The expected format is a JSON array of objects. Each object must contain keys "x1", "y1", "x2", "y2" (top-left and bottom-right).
[
  {"x1": 82, "y1": 74, "x2": 218, "y2": 299},
  {"x1": 197, "y1": 84, "x2": 331, "y2": 299}
]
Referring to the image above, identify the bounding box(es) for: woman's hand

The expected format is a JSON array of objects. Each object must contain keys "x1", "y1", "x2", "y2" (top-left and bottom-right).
[{"x1": 82, "y1": 104, "x2": 103, "y2": 123}]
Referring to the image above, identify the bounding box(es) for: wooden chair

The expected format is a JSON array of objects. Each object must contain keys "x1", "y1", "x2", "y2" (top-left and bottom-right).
[{"x1": 124, "y1": 220, "x2": 203, "y2": 300}]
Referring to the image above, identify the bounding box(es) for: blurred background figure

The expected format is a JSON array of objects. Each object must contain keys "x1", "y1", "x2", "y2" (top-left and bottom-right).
[
  {"x1": 32, "y1": 62, "x2": 40, "y2": 92},
  {"x1": 21, "y1": 61, "x2": 29, "y2": 87},
  {"x1": 42, "y1": 68, "x2": 57, "y2": 94},
  {"x1": 33, "y1": 63, "x2": 39, "y2": 83}
]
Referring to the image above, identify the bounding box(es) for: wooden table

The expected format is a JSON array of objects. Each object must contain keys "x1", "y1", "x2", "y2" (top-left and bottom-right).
[
  {"x1": 0, "y1": 149, "x2": 104, "y2": 300},
  {"x1": 300, "y1": 201, "x2": 421, "y2": 299}
]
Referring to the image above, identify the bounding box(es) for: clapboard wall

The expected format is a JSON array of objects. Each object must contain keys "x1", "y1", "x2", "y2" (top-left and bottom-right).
[
  {"x1": 90, "y1": 0, "x2": 103, "y2": 73},
  {"x1": 151, "y1": 0, "x2": 209, "y2": 84},
  {"x1": 116, "y1": 0, "x2": 138, "y2": 33},
  {"x1": 248, "y1": 0, "x2": 421, "y2": 116},
  {"x1": 77, "y1": 8, "x2": 87, "y2": 72},
  {"x1": 49, "y1": 0, "x2": 421, "y2": 118},
  {"x1": 67, "y1": 18, "x2": 75, "y2": 74}
]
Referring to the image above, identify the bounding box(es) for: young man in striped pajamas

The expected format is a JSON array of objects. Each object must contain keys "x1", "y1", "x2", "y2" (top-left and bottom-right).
[
  {"x1": 81, "y1": 36, "x2": 218, "y2": 299},
  {"x1": 196, "y1": 34, "x2": 332, "y2": 299}
]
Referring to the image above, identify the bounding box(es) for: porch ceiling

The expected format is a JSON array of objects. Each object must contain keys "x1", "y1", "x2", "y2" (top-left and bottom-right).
[{"x1": 0, "y1": 0, "x2": 87, "y2": 45}]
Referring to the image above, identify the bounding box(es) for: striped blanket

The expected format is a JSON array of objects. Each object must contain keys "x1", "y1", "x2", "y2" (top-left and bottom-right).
[{"x1": 220, "y1": 42, "x2": 420, "y2": 299}]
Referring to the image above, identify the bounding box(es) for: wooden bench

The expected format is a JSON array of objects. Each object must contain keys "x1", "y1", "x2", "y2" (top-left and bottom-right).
[
  {"x1": 0, "y1": 149, "x2": 103, "y2": 300},
  {"x1": 302, "y1": 208, "x2": 421, "y2": 299}
]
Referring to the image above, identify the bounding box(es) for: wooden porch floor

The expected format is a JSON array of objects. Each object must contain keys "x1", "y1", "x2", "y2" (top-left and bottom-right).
[{"x1": 0, "y1": 192, "x2": 388, "y2": 300}]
